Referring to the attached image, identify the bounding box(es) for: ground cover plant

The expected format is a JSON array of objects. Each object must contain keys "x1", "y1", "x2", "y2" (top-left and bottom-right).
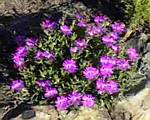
[
  {"x1": 120, "y1": 0, "x2": 150, "y2": 28},
  {"x1": 10, "y1": 12, "x2": 140, "y2": 111}
]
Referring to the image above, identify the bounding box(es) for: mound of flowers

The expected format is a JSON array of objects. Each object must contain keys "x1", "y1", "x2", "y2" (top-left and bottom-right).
[{"x1": 11, "y1": 13, "x2": 139, "y2": 110}]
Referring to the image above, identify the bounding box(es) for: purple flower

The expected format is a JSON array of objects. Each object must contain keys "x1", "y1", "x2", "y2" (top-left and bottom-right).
[
  {"x1": 110, "y1": 45, "x2": 121, "y2": 53},
  {"x1": 26, "y1": 37, "x2": 38, "y2": 48},
  {"x1": 102, "y1": 35, "x2": 117, "y2": 46},
  {"x1": 105, "y1": 80, "x2": 119, "y2": 94},
  {"x1": 87, "y1": 26, "x2": 95, "y2": 36},
  {"x1": 70, "y1": 47, "x2": 78, "y2": 54},
  {"x1": 99, "y1": 65, "x2": 114, "y2": 78},
  {"x1": 44, "y1": 87, "x2": 58, "y2": 99},
  {"x1": 12, "y1": 55, "x2": 25, "y2": 69},
  {"x1": 94, "y1": 15, "x2": 108, "y2": 23},
  {"x1": 12, "y1": 46, "x2": 28, "y2": 69},
  {"x1": 11, "y1": 80, "x2": 24, "y2": 92},
  {"x1": 77, "y1": 21, "x2": 87, "y2": 28},
  {"x1": 36, "y1": 51, "x2": 44, "y2": 60},
  {"x1": 68, "y1": 91, "x2": 82, "y2": 106},
  {"x1": 55, "y1": 96, "x2": 71, "y2": 110},
  {"x1": 60, "y1": 25, "x2": 72, "y2": 36},
  {"x1": 43, "y1": 51, "x2": 56, "y2": 62},
  {"x1": 110, "y1": 32, "x2": 120, "y2": 40},
  {"x1": 87, "y1": 26, "x2": 103, "y2": 37},
  {"x1": 75, "y1": 13, "x2": 85, "y2": 20},
  {"x1": 42, "y1": 19, "x2": 56, "y2": 30},
  {"x1": 96, "y1": 79, "x2": 107, "y2": 94},
  {"x1": 82, "y1": 94, "x2": 95, "y2": 108},
  {"x1": 16, "y1": 46, "x2": 28, "y2": 57},
  {"x1": 35, "y1": 51, "x2": 45, "y2": 60},
  {"x1": 63, "y1": 59, "x2": 78, "y2": 73},
  {"x1": 100, "y1": 56, "x2": 117, "y2": 67},
  {"x1": 127, "y1": 48, "x2": 139, "y2": 62},
  {"x1": 35, "y1": 50, "x2": 56, "y2": 62},
  {"x1": 83, "y1": 67, "x2": 99, "y2": 80},
  {"x1": 96, "y1": 79, "x2": 119, "y2": 94},
  {"x1": 112, "y1": 22, "x2": 126, "y2": 34},
  {"x1": 75, "y1": 38, "x2": 87, "y2": 50},
  {"x1": 36, "y1": 80, "x2": 51, "y2": 89},
  {"x1": 116, "y1": 59, "x2": 131, "y2": 71}
]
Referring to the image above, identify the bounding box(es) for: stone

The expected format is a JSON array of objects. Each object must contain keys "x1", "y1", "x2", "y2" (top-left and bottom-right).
[
  {"x1": 0, "y1": 107, "x2": 6, "y2": 120},
  {"x1": 0, "y1": 0, "x2": 70, "y2": 15},
  {"x1": 111, "y1": 105, "x2": 131, "y2": 120},
  {"x1": 22, "y1": 110, "x2": 36, "y2": 119},
  {"x1": 117, "y1": 87, "x2": 150, "y2": 120},
  {"x1": 32, "y1": 106, "x2": 59, "y2": 120},
  {"x1": 57, "y1": 106, "x2": 112, "y2": 120},
  {"x1": 31, "y1": 111, "x2": 51, "y2": 120},
  {"x1": 10, "y1": 105, "x2": 58, "y2": 120}
]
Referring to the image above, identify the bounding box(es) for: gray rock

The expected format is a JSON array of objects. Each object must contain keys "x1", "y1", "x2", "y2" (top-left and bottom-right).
[
  {"x1": 60, "y1": 106, "x2": 112, "y2": 120},
  {"x1": 10, "y1": 105, "x2": 59, "y2": 120},
  {"x1": 111, "y1": 106, "x2": 131, "y2": 120},
  {"x1": 22, "y1": 110, "x2": 36, "y2": 119},
  {"x1": 126, "y1": 32, "x2": 148, "y2": 53},
  {"x1": 117, "y1": 87, "x2": 150, "y2": 120},
  {"x1": 0, "y1": 0, "x2": 70, "y2": 15}
]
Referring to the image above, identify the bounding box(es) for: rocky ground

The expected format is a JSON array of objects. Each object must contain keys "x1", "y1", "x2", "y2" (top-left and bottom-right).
[{"x1": 0, "y1": 0, "x2": 150, "y2": 120}]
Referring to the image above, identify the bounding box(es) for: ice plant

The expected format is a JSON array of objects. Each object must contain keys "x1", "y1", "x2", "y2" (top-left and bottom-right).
[
  {"x1": 12, "y1": 46, "x2": 28, "y2": 69},
  {"x1": 112, "y1": 22, "x2": 126, "y2": 34},
  {"x1": 127, "y1": 48, "x2": 139, "y2": 62},
  {"x1": 12, "y1": 12, "x2": 140, "y2": 111},
  {"x1": 35, "y1": 51, "x2": 56, "y2": 61},
  {"x1": 43, "y1": 51, "x2": 56, "y2": 61},
  {"x1": 83, "y1": 67, "x2": 99, "y2": 80},
  {"x1": 12, "y1": 55, "x2": 25, "y2": 68},
  {"x1": 110, "y1": 32, "x2": 120, "y2": 40},
  {"x1": 96, "y1": 79, "x2": 119, "y2": 94},
  {"x1": 16, "y1": 46, "x2": 28, "y2": 57},
  {"x1": 60, "y1": 25, "x2": 72, "y2": 35},
  {"x1": 36, "y1": 80, "x2": 51, "y2": 89},
  {"x1": 75, "y1": 13, "x2": 84, "y2": 20},
  {"x1": 77, "y1": 21, "x2": 87, "y2": 28},
  {"x1": 110, "y1": 45, "x2": 121, "y2": 53},
  {"x1": 63, "y1": 59, "x2": 78, "y2": 73},
  {"x1": 87, "y1": 26, "x2": 95, "y2": 36},
  {"x1": 100, "y1": 56, "x2": 117, "y2": 67},
  {"x1": 94, "y1": 15, "x2": 108, "y2": 23},
  {"x1": 44, "y1": 87, "x2": 58, "y2": 99},
  {"x1": 11, "y1": 80, "x2": 24, "y2": 92},
  {"x1": 99, "y1": 65, "x2": 114, "y2": 78},
  {"x1": 26, "y1": 37, "x2": 38, "y2": 48},
  {"x1": 102, "y1": 35, "x2": 117, "y2": 46},
  {"x1": 82, "y1": 94, "x2": 95, "y2": 108},
  {"x1": 68, "y1": 91, "x2": 82, "y2": 106},
  {"x1": 55, "y1": 96, "x2": 71, "y2": 110},
  {"x1": 96, "y1": 79, "x2": 107, "y2": 94},
  {"x1": 105, "y1": 80, "x2": 119, "y2": 94},
  {"x1": 42, "y1": 19, "x2": 56, "y2": 30},
  {"x1": 87, "y1": 25, "x2": 104, "y2": 37},
  {"x1": 35, "y1": 51, "x2": 45, "y2": 60},
  {"x1": 70, "y1": 47, "x2": 78, "y2": 54},
  {"x1": 75, "y1": 38, "x2": 87, "y2": 50},
  {"x1": 117, "y1": 59, "x2": 131, "y2": 71}
]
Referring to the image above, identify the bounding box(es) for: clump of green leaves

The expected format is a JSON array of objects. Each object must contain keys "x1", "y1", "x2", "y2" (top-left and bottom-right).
[
  {"x1": 10, "y1": 12, "x2": 140, "y2": 110},
  {"x1": 121, "y1": 0, "x2": 150, "y2": 28}
]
